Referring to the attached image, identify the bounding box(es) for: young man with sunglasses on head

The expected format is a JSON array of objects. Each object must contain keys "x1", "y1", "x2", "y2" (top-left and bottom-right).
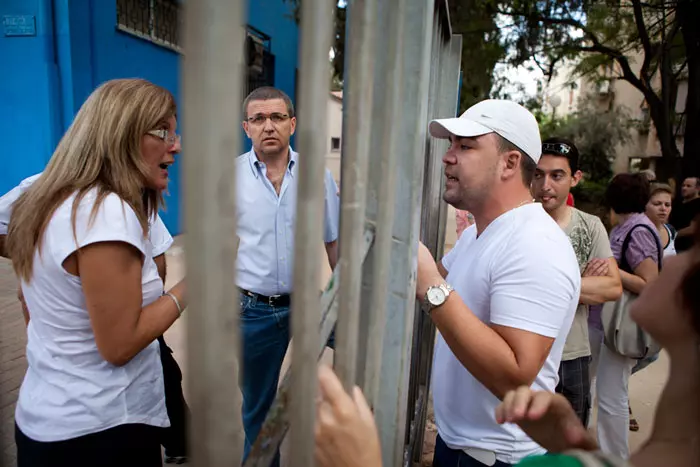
[
  {"x1": 531, "y1": 137, "x2": 622, "y2": 427},
  {"x1": 237, "y1": 86, "x2": 340, "y2": 467}
]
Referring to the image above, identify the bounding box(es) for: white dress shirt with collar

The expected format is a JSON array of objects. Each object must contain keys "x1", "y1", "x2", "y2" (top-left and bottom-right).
[{"x1": 235, "y1": 147, "x2": 340, "y2": 296}]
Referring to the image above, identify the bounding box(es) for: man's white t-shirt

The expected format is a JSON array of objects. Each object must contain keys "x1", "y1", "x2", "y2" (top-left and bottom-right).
[
  {"x1": 433, "y1": 203, "x2": 580, "y2": 464},
  {"x1": 0, "y1": 173, "x2": 174, "y2": 256},
  {"x1": 15, "y1": 190, "x2": 170, "y2": 441}
]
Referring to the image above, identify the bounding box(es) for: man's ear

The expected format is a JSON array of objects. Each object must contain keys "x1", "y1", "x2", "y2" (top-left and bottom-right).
[
  {"x1": 289, "y1": 116, "x2": 297, "y2": 136},
  {"x1": 571, "y1": 170, "x2": 583, "y2": 188},
  {"x1": 502, "y1": 151, "x2": 521, "y2": 179},
  {"x1": 242, "y1": 121, "x2": 251, "y2": 138}
]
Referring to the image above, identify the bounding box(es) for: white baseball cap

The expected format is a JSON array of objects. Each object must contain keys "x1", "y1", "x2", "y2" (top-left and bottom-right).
[{"x1": 429, "y1": 99, "x2": 542, "y2": 163}]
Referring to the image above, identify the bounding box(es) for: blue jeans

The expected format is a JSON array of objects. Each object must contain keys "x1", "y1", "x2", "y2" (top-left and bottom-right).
[
  {"x1": 433, "y1": 435, "x2": 512, "y2": 467},
  {"x1": 239, "y1": 293, "x2": 290, "y2": 467},
  {"x1": 239, "y1": 292, "x2": 335, "y2": 467}
]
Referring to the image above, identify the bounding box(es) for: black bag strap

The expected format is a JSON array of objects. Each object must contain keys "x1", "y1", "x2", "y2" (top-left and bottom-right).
[
  {"x1": 619, "y1": 223, "x2": 663, "y2": 273},
  {"x1": 667, "y1": 223, "x2": 677, "y2": 239}
]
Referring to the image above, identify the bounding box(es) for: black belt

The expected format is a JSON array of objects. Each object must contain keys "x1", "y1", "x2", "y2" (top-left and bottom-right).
[{"x1": 239, "y1": 288, "x2": 291, "y2": 307}]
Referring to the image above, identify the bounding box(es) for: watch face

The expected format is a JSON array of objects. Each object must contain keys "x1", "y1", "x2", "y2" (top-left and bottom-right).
[{"x1": 427, "y1": 287, "x2": 446, "y2": 305}]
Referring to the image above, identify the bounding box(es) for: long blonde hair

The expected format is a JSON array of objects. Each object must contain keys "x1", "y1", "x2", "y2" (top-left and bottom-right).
[{"x1": 7, "y1": 78, "x2": 177, "y2": 281}]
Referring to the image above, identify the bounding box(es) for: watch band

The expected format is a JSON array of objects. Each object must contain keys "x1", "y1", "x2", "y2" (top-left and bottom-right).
[{"x1": 422, "y1": 283, "x2": 454, "y2": 313}]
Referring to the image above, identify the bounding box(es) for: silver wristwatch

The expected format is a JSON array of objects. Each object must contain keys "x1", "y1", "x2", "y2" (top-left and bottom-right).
[{"x1": 422, "y1": 283, "x2": 454, "y2": 313}]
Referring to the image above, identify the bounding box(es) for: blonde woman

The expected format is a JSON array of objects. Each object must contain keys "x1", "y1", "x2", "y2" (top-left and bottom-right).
[{"x1": 7, "y1": 79, "x2": 186, "y2": 467}]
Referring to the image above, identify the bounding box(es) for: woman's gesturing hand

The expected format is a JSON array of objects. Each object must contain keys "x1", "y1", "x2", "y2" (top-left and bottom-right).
[{"x1": 495, "y1": 386, "x2": 598, "y2": 453}]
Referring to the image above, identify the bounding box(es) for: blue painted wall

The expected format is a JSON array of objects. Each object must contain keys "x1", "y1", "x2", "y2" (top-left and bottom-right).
[
  {"x1": 0, "y1": 0, "x2": 62, "y2": 195},
  {"x1": 0, "y1": 0, "x2": 299, "y2": 235}
]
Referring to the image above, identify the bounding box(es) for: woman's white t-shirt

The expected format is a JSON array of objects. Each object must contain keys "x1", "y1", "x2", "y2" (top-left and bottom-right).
[{"x1": 14, "y1": 190, "x2": 169, "y2": 442}]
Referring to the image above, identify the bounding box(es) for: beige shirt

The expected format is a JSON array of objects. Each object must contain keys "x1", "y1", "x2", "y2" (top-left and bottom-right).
[{"x1": 562, "y1": 208, "x2": 613, "y2": 361}]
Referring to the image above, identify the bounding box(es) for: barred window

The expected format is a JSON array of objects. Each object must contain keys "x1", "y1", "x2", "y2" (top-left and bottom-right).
[
  {"x1": 246, "y1": 26, "x2": 275, "y2": 95},
  {"x1": 117, "y1": 0, "x2": 181, "y2": 50}
]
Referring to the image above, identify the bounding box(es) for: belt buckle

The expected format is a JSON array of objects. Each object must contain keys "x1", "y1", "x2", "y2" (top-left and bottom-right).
[{"x1": 269, "y1": 294, "x2": 282, "y2": 306}]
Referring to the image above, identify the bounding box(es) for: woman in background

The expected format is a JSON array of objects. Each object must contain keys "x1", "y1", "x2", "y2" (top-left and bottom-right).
[
  {"x1": 645, "y1": 183, "x2": 677, "y2": 258},
  {"x1": 590, "y1": 173, "x2": 661, "y2": 457},
  {"x1": 454, "y1": 209, "x2": 474, "y2": 238}
]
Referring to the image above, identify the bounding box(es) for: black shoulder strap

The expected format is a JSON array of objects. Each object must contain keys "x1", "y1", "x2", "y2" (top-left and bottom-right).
[
  {"x1": 667, "y1": 223, "x2": 677, "y2": 239},
  {"x1": 620, "y1": 223, "x2": 663, "y2": 273}
]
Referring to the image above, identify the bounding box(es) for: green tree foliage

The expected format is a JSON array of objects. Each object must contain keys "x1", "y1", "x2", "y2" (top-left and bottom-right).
[
  {"x1": 284, "y1": 0, "x2": 507, "y2": 114},
  {"x1": 448, "y1": 1, "x2": 507, "y2": 112},
  {"x1": 538, "y1": 93, "x2": 633, "y2": 183},
  {"x1": 494, "y1": 0, "x2": 698, "y2": 182}
]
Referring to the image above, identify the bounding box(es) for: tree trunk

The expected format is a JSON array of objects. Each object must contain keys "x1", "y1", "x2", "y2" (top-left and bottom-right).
[
  {"x1": 645, "y1": 87, "x2": 679, "y2": 182},
  {"x1": 679, "y1": 0, "x2": 700, "y2": 180}
]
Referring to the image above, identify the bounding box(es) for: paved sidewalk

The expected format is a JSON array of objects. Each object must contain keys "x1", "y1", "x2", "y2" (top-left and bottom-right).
[{"x1": 0, "y1": 258, "x2": 25, "y2": 467}]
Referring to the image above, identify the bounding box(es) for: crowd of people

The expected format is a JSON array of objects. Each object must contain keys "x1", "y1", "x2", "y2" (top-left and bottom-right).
[
  {"x1": 0, "y1": 78, "x2": 697, "y2": 467},
  {"x1": 314, "y1": 103, "x2": 699, "y2": 467}
]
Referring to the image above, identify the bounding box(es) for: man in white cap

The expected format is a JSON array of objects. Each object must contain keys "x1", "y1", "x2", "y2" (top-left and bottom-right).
[{"x1": 415, "y1": 100, "x2": 581, "y2": 466}]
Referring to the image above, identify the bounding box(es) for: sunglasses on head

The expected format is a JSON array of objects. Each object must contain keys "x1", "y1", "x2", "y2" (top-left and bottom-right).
[{"x1": 542, "y1": 142, "x2": 572, "y2": 155}]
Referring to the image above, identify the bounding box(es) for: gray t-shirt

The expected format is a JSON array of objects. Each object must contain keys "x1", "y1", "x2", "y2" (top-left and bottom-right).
[{"x1": 562, "y1": 208, "x2": 613, "y2": 361}]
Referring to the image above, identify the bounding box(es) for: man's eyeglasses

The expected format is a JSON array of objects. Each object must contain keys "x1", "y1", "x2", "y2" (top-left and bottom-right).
[
  {"x1": 542, "y1": 142, "x2": 572, "y2": 155},
  {"x1": 148, "y1": 129, "x2": 180, "y2": 146},
  {"x1": 246, "y1": 113, "x2": 290, "y2": 126}
]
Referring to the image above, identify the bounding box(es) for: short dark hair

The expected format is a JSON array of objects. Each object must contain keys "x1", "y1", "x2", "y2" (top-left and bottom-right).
[
  {"x1": 496, "y1": 135, "x2": 537, "y2": 187},
  {"x1": 242, "y1": 86, "x2": 295, "y2": 118},
  {"x1": 605, "y1": 173, "x2": 650, "y2": 214},
  {"x1": 685, "y1": 176, "x2": 700, "y2": 188},
  {"x1": 541, "y1": 137, "x2": 580, "y2": 173}
]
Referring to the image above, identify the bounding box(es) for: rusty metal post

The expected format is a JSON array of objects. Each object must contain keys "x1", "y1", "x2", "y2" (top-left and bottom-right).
[{"x1": 181, "y1": 0, "x2": 246, "y2": 465}]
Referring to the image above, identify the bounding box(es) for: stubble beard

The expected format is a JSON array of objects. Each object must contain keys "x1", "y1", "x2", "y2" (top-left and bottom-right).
[{"x1": 443, "y1": 185, "x2": 484, "y2": 212}]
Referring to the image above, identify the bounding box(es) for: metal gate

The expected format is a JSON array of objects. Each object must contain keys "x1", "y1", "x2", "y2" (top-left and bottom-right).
[
  {"x1": 176, "y1": 0, "x2": 460, "y2": 465},
  {"x1": 0, "y1": 1, "x2": 462, "y2": 466}
]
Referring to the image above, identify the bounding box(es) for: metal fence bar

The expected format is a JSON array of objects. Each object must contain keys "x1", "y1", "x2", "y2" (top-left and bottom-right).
[
  {"x1": 244, "y1": 229, "x2": 375, "y2": 467},
  {"x1": 362, "y1": 0, "x2": 407, "y2": 408},
  {"x1": 374, "y1": 0, "x2": 435, "y2": 462},
  {"x1": 434, "y1": 34, "x2": 463, "y2": 261},
  {"x1": 406, "y1": 16, "x2": 444, "y2": 457},
  {"x1": 334, "y1": 0, "x2": 376, "y2": 390},
  {"x1": 353, "y1": 0, "x2": 388, "y2": 395},
  {"x1": 406, "y1": 19, "x2": 444, "y2": 465},
  {"x1": 408, "y1": 27, "x2": 464, "y2": 465},
  {"x1": 181, "y1": 0, "x2": 246, "y2": 465},
  {"x1": 289, "y1": 0, "x2": 336, "y2": 464},
  {"x1": 372, "y1": 0, "x2": 436, "y2": 462}
]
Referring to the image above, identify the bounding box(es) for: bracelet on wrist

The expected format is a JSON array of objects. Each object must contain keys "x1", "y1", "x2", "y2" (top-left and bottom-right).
[{"x1": 164, "y1": 291, "x2": 184, "y2": 317}]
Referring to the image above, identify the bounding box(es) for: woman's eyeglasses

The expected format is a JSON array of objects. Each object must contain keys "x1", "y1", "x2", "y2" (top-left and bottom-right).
[{"x1": 147, "y1": 129, "x2": 181, "y2": 146}]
